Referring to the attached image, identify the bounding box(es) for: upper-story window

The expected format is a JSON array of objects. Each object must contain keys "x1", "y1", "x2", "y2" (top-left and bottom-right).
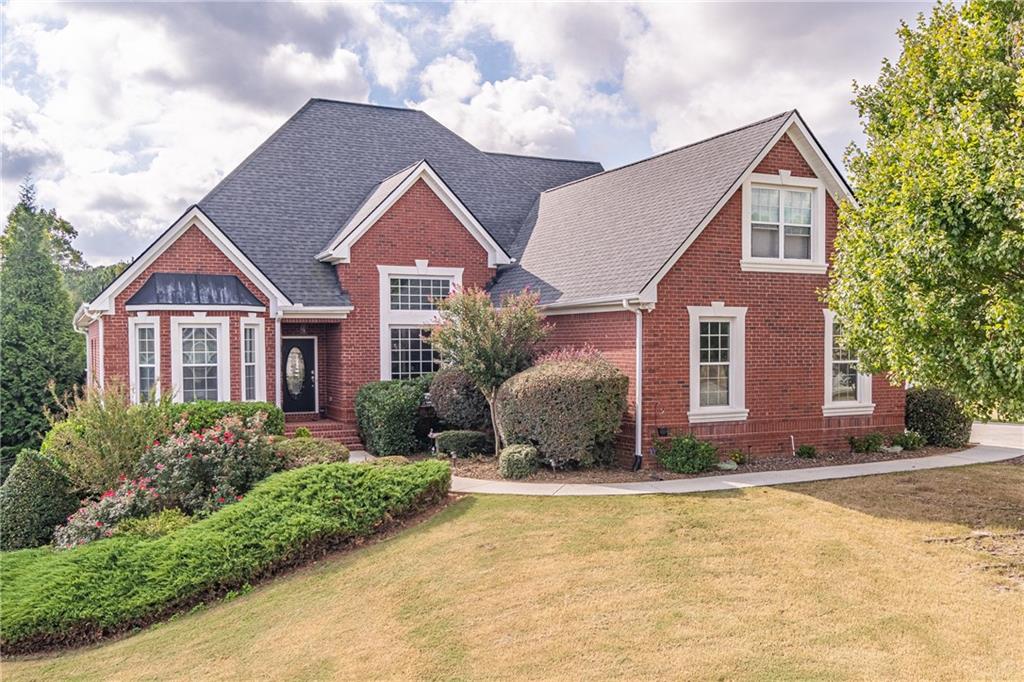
[
  {"x1": 390, "y1": 277, "x2": 451, "y2": 311},
  {"x1": 742, "y1": 172, "x2": 827, "y2": 274}
]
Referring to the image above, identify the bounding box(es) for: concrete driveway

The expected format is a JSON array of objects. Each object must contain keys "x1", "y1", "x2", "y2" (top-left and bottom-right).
[{"x1": 971, "y1": 422, "x2": 1024, "y2": 448}]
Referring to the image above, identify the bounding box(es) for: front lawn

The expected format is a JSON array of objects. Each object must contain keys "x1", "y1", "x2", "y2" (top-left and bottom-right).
[{"x1": 6, "y1": 462, "x2": 1022, "y2": 680}]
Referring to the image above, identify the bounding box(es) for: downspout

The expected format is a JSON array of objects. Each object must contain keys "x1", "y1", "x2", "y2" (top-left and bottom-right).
[
  {"x1": 623, "y1": 300, "x2": 644, "y2": 471},
  {"x1": 274, "y1": 313, "x2": 283, "y2": 408}
]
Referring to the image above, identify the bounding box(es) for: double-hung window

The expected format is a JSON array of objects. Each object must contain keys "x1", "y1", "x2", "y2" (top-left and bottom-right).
[
  {"x1": 171, "y1": 317, "x2": 230, "y2": 403},
  {"x1": 822, "y1": 309, "x2": 873, "y2": 416},
  {"x1": 378, "y1": 265, "x2": 462, "y2": 380},
  {"x1": 128, "y1": 317, "x2": 160, "y2": 403},
  {"x1": 742, "y1": 172, "x2": 826, "y2": 274},
  {"x1": 687, "y1": 303, "x2": 748, "y2": 423},
  {"x1": 240, "y1": 318, "x2": 266, "y2": 401}
]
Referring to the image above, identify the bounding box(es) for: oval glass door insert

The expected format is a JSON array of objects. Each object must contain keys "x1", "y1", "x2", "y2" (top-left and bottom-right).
[{"x1": 286, "y1": 347, "x2": 305, "y2": 398}]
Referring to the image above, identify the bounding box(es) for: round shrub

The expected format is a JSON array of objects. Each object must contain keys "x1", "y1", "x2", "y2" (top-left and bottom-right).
[
  {"x1": 499, "y1": 444, "x2": 538, "y2": 480},
  {"x1": 905, "y1": 388, "x2": 972, "y2": 447},
  {"x1": 795, "y1": 444, "x2": 817, "y2": 459},
  {"x1": 435, "y1": 430, "x2": 490, "y2": 458},
  {"x1": 293, "y1": 426, "x2": 312, "y2": 439},
  {"x1": 429, "y1": 366, "x2": 490, "y2": 429},
  {"x1": 655, "y1": 435, "x2": 717, "y2": 474},
  {"x1": 355, "y1": 378, "x2": 431, "y2": 455},
  {"x1": 273, "y1": 437, "x2": 350, "y2": 470},
  {"x1": 497, "y1": 357, "x2": 628, "y2": 467},
  {"x1": 0, "y1": 450, "x2": 79, "y2": 550}
]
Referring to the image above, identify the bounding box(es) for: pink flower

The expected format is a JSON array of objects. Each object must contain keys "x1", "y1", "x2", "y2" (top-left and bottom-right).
[
  {"x1": 217, "y1": 497, "x2": 225, "y2": 504},
  {"x1": 95, "y1": 521, "x2": 103, "y2": 527},
  {"x1": 155, "y1": 463, "x2": 165, "y2": 471}
]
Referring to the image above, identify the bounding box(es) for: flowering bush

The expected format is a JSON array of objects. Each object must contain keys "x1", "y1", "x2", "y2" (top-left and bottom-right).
[
  {"x1": 137, "y1": 413, "x2": 276, "y2": 515},
  {"x1": 53, "y1": 477, "x2": 158, "y2": 549}
]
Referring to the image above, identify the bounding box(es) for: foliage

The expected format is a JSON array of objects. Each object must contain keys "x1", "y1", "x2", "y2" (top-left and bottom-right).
[
  {"x1": 430, "y1": 288, "x2": 548, "y2": 455},
  {"x1": 64, "y1": 262, "x2": 128, "y2": 308},
  {"x1": 827, "y1": 1, "x2": 1024, "y2": 419},
  {"x1": 905, "y1": 387, "x2": 973, "y2": 447},
  {"x1": 795, "y1": 445, "x2": 817, "y2": 459},
  {"x1": 535, "y1": 345, "x2": 604, "y2": 364},
  {"x1": 293, "y1": 426, "x2": 312, "y2": 439},
  {"x1": 727, "y1": 450, "x2": 748, "y2": 465},
  {"x1": 0, "y1": 450, "x2": 79, "y2": 550},
  {"x1": 273, "y1": 437, "x2": 350, "y2": 470},
  {"x1": 0, "y1": 461, "x2": 451, "y2": 654},
  {"x1": 167, "y1": 400, "x2": 285, "y2": 436},
  {"x1": 0, "y1": 197, "x2": 83, "y2": 453},
  {"x1": 497, "y1": 356, "x2": 628, "y2": 468},
  {"x1": 355, "y1": 378, "x2": 431, "y2": 455},
  {"x1": 53, "y1": 477, "x2": 159, "y2": 549},
  {"x1": 498, "y1": 444, "x2": 538, "y2": 480},
  {"x1": 114, "y1": 509, "x2": 192, "y2": 539},
  {"x1": 890, "y1": 430, "x2": 927, "y2": 451},
  {"x1": 435, "y1": 430, "x2": 491, "y2": 458},
  {"x1": 137, "y1": 414, "x2": 276, "y2": 516},
  {"x1": 655, "y1": 435, "x2": 718, "y2": 474},
  {"x1": 370, "y1": 456, "x2": 412, "y2": 466},
  {"x1": 849, "y1": 432, "x2": 885, "y2": 454},
  {"x1": 42, "y1": 384, "x2": 173, "y2": 494},
  {"x1": 429, "y1": 366, "x2": 490, "y2": 430}
]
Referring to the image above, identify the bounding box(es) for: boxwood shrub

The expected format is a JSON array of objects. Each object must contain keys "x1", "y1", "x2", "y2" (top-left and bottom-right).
[
  {"x1": 355, "y1": 377, "x2": 431, "y2": 455},
  {"x1": 0, "y1": 450, "x2": 79, "y2": 551},
  {"x1": 435, "y1": 430, "x2": 490, "y2": 458},
  {"x1": 905, "y1": 388, "x2": 972, "y2": 447},
  {"x1": 429, "y1": 366, "x2": 489, "y2": 429},
  {"x1": 497, "y1": 357, "x2": 628, "y2": 467},
  {"x1": 273, "y1": 437, "x2": 350, "y2": 470},
  {"x1": 167, "y1": 400, "x2": 285, "y2": 436},
  {"x1": 0, "y1": 460, "x2": 451, "y2": 654},
  {"x1": 498, "y1": 444, "x2": 538, "y2": 480},
  {"x1": 655, "y1": 434, "x2": 717, "y2": 474}
]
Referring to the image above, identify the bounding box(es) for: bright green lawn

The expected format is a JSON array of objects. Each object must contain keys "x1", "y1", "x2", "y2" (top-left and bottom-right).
[{"x1": 6, "y1": 463, "x2": 1022, "y2": 681}]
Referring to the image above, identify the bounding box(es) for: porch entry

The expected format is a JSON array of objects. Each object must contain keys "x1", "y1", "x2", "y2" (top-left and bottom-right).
[{"x1": 282, "y1": 336, "x2": 317, "y2": 413}]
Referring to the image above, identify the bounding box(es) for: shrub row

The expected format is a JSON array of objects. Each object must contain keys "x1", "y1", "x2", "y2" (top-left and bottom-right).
[
  {"x1": 0, "y1": 460, "x2": 451, "y2": 654},
  {"x1": 435, "y1": 430, "x2": 490, "y2": 458}
]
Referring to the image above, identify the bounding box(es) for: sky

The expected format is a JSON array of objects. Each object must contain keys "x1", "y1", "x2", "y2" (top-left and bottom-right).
[{"x1": 1, "y1": 1, "x2": 932, "y2": 265}]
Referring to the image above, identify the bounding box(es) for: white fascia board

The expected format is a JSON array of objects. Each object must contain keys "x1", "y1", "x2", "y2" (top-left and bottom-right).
[
  {"x1": 279, "y1": 305, "x2": 354, "y2": 319},
  {"x1": 319, "y1": 161, "x2": 512, "y2": 268},
  {"x1": 539, "y1": 294, "x2": 656, "y2": 316},
  {"x1": 88, "y1": 206, "x2": 292, "y2": 317}
]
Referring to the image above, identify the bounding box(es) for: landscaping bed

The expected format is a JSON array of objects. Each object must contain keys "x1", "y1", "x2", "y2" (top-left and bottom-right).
[{"x1": 424, "y1": 444, "x2": 975, "y2": 483}]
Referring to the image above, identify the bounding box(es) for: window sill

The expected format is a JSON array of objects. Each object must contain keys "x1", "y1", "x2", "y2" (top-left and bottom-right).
[
  {"x1": 822, "y1": 403, "x2": 875, "y2": 417},
  {"x1": 687, "y1": 408, "x2": 749, "y2": 424},
  {"x1": 740, "y1": 259, "x2": 827, "y2": 275}
]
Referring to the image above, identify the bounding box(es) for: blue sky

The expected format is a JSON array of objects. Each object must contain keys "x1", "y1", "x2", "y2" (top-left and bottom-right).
[{"x1": 2, "y1": 1, "x2": 932, "y2": 265}]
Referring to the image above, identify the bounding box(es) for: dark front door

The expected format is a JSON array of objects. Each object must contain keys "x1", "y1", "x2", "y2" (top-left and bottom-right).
[{"x1": 282, "y1": 337, "x2": 316, "y2": 413}]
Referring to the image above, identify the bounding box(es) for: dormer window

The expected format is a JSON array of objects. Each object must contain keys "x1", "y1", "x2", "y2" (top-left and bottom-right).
[{"x1": 741, "y1": 172, "x2": 827, "y2": 274}]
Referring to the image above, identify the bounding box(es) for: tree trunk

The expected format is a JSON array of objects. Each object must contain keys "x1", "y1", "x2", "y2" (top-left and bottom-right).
[{"x1": 485, "y1": 391, "x2": 502, "y2": 457}]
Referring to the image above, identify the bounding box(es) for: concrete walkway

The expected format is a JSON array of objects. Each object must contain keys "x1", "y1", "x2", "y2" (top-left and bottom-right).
[{"x1": 448, "y1": 445, "x2": 1022, "y2": 497}]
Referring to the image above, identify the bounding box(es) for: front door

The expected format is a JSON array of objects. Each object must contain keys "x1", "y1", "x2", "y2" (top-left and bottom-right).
[{"x1": 282, "y1": 337, "x2": 316, "y2": 413}]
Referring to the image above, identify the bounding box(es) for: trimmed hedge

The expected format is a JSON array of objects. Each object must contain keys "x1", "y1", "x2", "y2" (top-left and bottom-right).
[
  {"x1": 167, "y1": 401, "x2": 285, "y2": 436},
  {"x1": 655, "y1": 435, "x2": 717, "y2": 474},
  {"x1": 905, "y1": 388, "x2": 972, "y2": 447},
  {"x1": 435, "y1": 430, "x2": 490, "y2": 458},
  {"x1": 273, "y1": 437, "x2": 350, "y2": 470},
  {"x1": 429, "y1": 366, "x2": 489, "y2": 429},
  {"x1": 0, "y1": 460, "x2": 451, "y2": 654},
  {"x1": 0, "y1": 450, "x2": 79, "y2": 551},
  {"x1": 497, "y1": 357, "x2": 628, "y2": 467},
  {"x1": 499, "y1": 444, "x2": 538, "y2": 480},
  {"x1": 355, "y1": 377, "x2": 431, "y2": 455}
]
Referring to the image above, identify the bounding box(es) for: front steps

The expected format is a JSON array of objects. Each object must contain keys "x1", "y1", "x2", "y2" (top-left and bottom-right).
[{"x1": 284, "y1": 416, "x2": 363, "y2": 450}]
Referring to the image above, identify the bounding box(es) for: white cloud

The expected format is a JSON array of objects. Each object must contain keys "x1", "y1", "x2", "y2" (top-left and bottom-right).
[{"x1": 419, "y1": 54, "x2": 482, "y2": 101}]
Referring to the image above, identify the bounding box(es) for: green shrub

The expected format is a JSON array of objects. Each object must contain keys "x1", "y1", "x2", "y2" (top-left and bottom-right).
[
  {"x1": 41, "y1": 384, "x2": 172, "y2": 494},
  {"x1": 167, "y1": 400, "x2": 285, "y2": 436},
  {"x1": 0, "y1": 461, "x2": 451, "y2": 654},
  {"x1": 497, "y1": 357, "x2": 628, "y2": 468},
  {"x1": 795, "y1": 444, "x2": 817, "y2": 459},
  {"x1": 53, "y1": 477, "x2": 159, "y2": 549},
  {"x1": 849, "y1": 432, "x2": 885, "y2": 454},
  {"x1": 273, "y1": 437, "x2": 349, "y2": 470},
  {"x1": 890, "y1": 430, "x2": 927, "y2": 451},
  {"x1": 114, "y1": 509, "x2": 191, "y2": 539},
  {"x1": 655, "y1": 435, "x2": 717, "y2": 474},
  {"x1": 498, "y1": 444, "x2": 538, "y2": 480},
  {"x1": 905, "y1": 388, "x2": 972, "y2": 447},
  {"x1": 355, "y1": 378, "x2": 431, "y2": 455},
  {"x1": 429, "y1": 366, "x2": 489, "y2": 430},
  {"x1": 435, "y1": 430, "x2": 490, "y2": 458},
  {"x1": 0, "y1": 450, "x2": 79, "y2": 550},
  {"x1": 293, "y1": 426, "x2": 312, "y2": 439},
  {"x1": 370, "y1": 456, "x2": 412, "y2": 466},
  {"x1": 727, "y1": 450, "x2": 748, "y2": 465}
]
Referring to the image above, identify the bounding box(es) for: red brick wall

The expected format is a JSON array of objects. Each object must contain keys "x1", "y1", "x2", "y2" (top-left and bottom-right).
[
  {"x1": 334, "y1": 179, "x2": 495, "y2": 432},
  {"x1": 103, "y1": 224, "x2": 277, "y2": 404}
]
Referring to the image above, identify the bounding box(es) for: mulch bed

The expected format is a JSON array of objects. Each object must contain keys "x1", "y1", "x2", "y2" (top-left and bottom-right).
[{"x1": 415, "y1": 444, "x2": 978, "y2": 484}]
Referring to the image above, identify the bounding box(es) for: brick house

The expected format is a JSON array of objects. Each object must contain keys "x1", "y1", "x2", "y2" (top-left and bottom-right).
[{"x1": 75, "y1": 98, "x2": 903, "y2": 463}]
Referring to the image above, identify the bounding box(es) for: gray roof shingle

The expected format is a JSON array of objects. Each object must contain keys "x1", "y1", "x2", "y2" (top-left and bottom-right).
[{"x1": 484, "y1": 153, "x2": 605, "y2": 193}]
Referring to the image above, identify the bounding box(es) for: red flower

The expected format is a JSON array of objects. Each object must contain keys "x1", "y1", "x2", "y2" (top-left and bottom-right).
[
  {"x1": 95, "y1": 521, "x2": 103, "y2": 527},
  {"x1": 217, "y1": 497, "x2": 225, "y2": 503}
]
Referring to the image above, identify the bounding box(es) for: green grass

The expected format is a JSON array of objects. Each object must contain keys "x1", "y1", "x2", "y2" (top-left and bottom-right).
[{"x1": 5, "y1": 463, "x2": 1022, "y2": 680}]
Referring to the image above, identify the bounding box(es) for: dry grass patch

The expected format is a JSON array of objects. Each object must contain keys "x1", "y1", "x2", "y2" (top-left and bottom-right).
[{"x1": 6, "y1": 464, "x2": 1023, "y2": 681}]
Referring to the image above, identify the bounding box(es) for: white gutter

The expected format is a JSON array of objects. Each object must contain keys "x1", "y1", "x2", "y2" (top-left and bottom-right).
[
  {"x1": 623, "y1": 299, "x2": 645, "y2": 464},
  {"x1": 274, "y1": 313, "x2": 283, "y2": 408}
]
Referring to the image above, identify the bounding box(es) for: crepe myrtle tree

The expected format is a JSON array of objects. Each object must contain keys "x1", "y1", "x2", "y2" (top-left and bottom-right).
[
  {"x1": 827, "y1": 0, "x2": 1024, "y2": 420},
  {"x1": 429, "y1": 288, "x2": 548, "y2": 455}
]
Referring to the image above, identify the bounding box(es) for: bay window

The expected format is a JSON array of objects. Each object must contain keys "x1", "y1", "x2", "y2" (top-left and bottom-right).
[
  {"x1": 240, "y1": 318, "x2": 266, "y2": 401},
  {"x1": 170, "y1": 317, "x2": 230, "y2": 403}
]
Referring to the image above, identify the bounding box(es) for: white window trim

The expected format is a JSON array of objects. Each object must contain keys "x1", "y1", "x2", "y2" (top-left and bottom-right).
[
  {"x1": 240, "y1": 317, "x2": 266, "y2": 402},
  {"x1": 741, "y1": 171, "x2": 827, "y2": 274},
  {"x1": 687, "y1": 302, "x2": 749, "y2": 423},
  {"x1": 170, "y1": 316, "x2": 231, "y2": 403},
  {"x1": 128, "y1": 315, "x2": 161, "y2": 404},
  {"x1": 377, "y1": 262, "x2": 462, "y2": 380},
  {"x1": 822, "y1": 309, "x2": 874, "y2": 416}
]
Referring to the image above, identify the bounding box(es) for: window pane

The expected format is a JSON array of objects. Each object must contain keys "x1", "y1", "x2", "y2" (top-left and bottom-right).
[
  {"x1": 182, "y1": 366, "x2": 218, "y2": 402},
  {"x1": 389, "y1": 327, "x2": 439, "y2": 379},
  {"x1": 138, "y1": 367, "x2": 156, "y2": 400},
  {"x1": 698, "y1": 321, "x2": 730, "y2": 407},
  {"x1": 244, "y1": 365, "x2": 256, "y2": 401},
  {"x1": 784, "y1": 190, "x2": 812, "y2": 225},
  {"x1": 751, "y1": 188, "x2": 779, "y2": 223},
  {"x1": 751, "y1": 224, "x2": 779, "y2": 258},
  {"x1": 137, "y1": 326, "x2": 155, "y2": 365},
  {"x1": 699, "y1": 365, "x2": 730, "y2": 407},
  {"x1": 832, "y1": 362, "x2": 858, "y2": 401},
  {"x1": 390, "y1": 277, "x2": 452, "y2": 310},
  {"x1": 244, "y1": 327, "x2": 256, "y2": 364},
  {"x1": 784, "y1": 226, "x2": 811, "y2": 259},
  {"x1": 832, "y1": 321, "x2": 858, "y2": 363}
]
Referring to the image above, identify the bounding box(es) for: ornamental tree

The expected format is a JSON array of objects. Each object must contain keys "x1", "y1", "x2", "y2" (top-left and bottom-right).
[
  {"x1": 429, "y1": 288, "x2": 548, "y2": 455},
  {"x1": 827, "y1": 0, "x2": 1024, "y2": 419}
]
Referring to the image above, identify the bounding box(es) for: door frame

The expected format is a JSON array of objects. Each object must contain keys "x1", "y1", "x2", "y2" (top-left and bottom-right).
[{"x1": 281, "y1": 335, "x2": 319, "y2": 414}]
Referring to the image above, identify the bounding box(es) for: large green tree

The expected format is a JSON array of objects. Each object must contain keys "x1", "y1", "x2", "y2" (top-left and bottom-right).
[
  {"x1": 828, "y1": 0, "x2": 1024, "y2": 419},
  {"x1": 0, "y1": 196, "x2": 84, "y2": 452}
]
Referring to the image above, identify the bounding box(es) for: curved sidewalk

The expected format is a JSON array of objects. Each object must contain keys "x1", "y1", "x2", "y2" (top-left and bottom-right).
[{"x1": 451, "y1": 445, "x2": 1022, "y2": 497}]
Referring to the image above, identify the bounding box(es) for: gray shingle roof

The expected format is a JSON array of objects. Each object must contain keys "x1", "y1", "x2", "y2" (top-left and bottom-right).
[
  {"x1": 484, "y1": 153, "x2": 604, "y2": 193},
  {"x1": 197, "y1": 99, "x2": 600, "y2": 306},
  {"x1": 126, "y1": 273, "x2": 263, "y2": 307},
  {"x1": 489, "y1": 112, "x2": 793, "y2": 305}
]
